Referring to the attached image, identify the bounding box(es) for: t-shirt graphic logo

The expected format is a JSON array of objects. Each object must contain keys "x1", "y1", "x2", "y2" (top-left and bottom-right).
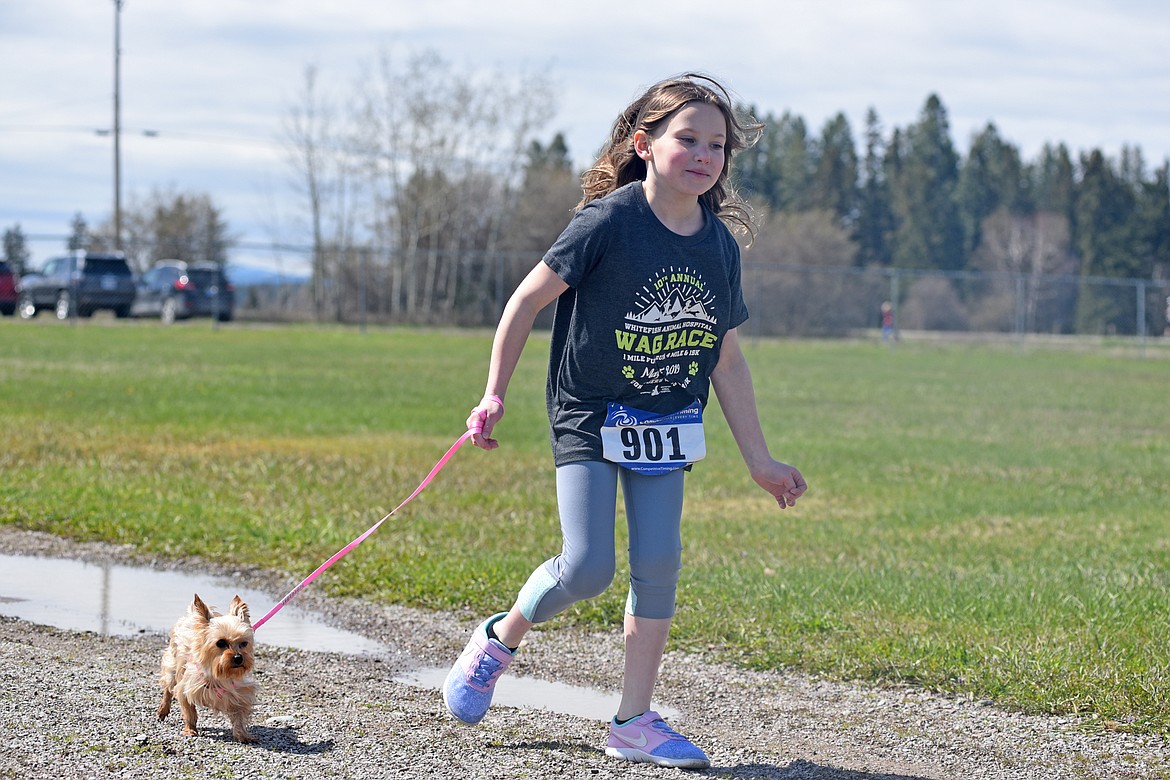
[
  {"x1": 627, "y1": 266, "x2": 717, "y2": 324},
  {"x1": 615, "y1": 266, "x2": 720, "y2": 397}
]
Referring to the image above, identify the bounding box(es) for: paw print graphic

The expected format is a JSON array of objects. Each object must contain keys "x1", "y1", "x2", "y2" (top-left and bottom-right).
[
  {"x1": 688, "y1": 361, "x2": 699, "y2": 376},
  {"x1": 622, "y1": 365, "x2": 635, "y2": 379}
]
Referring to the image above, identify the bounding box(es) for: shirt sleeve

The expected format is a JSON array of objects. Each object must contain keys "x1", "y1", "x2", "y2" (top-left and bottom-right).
[
  {"x1": 543, "y1": 201, "x2": 611, "y2": 289},
  {"x1": 726, "y1": 237, "x2": 749, "y2": 330}
]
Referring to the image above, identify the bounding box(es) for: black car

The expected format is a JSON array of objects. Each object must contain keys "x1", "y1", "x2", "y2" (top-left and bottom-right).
[
  {"x1": 18, "y1": 252, "x2": 136, "y2": 320},
  {"x1": 131, "y1": 260, "x2": 235, "y2": 324}
]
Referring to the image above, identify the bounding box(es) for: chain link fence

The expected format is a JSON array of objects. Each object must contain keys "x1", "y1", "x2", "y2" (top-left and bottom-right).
[
  {"x1": 22, "y1": 233, "x2": 1165, "y2": 345},
  {"x1": 230, "y1": 250, "x2": 1170, "y2": 346},
  {"x1": 738, "y1": 262, "x2": 1170, "y2": 343}
]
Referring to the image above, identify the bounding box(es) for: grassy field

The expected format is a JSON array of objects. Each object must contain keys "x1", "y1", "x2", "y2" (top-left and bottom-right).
[{"x1": 2, "y1": 319, "x2": 1169, "y2": 732}]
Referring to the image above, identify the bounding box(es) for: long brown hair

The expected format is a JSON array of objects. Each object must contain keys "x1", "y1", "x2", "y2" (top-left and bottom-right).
[{"x1": 578, "y1": 73, "x2": 763, "y2": 238}]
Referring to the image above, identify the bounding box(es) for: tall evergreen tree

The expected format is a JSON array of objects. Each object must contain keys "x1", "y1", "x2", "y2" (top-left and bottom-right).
[
  {"x1": 774, "y1": 112, "x2": 815, "y2": 212},
  {"x1": 525, "y1": 133, "x2": 573, "y2": 173},
  {"x1": 1074, "y1": 149, "x2": 1139, "y2": 332},
  {"x1": 855, "y1": 108, "x2": 895, "y2": 267},
  {"x1": 3, "y1": 224, "x2": 30, "y2": 276},
  {"x1": 67, "y1": 213, "x2": 89, "y2": 252},
  {"x1": 1076, "y1": 150, "x2": 1138, "y2": 275},
  {"x1": 956, "y1": 123, "x2": 1025, "y2": 258},
  {"x1": 505, "y1": 133, "x2": 581, "y2": 254},
  {"x1": 889, "y1": 94, "x2": 964, "y2": 270},
  {"x1": 734, "y1": 108, "x2": 783, "y2": 209},
  {"x1": 810, "y1": 112, "x2": 859, "y2": 225},
  {"x1": 1132, "y1": 163, "x2": 1170, "y2": 282},
  {"x1": 1031, "y1": 143, "x2": 1076, "y2": 217},
  {"x1": 1118, "y1": 144, "x2": 1147, "y2": 188}
]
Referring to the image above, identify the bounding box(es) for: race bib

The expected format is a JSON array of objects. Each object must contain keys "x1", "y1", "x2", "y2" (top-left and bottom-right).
[{"x1": 601, "y1": 400, "x2": 705, "y2": 475}]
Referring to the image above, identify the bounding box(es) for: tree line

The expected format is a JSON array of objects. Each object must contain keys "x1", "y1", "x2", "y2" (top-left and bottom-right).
[
  {"x1": 3, "y1": 191, "x2": 231, "y2": 278},
  {"x1": 6, "y1": 53, "x2": 1167, "y2": 335},
  {"x1": 735, "y1": 94, "x2": 1169, "y2": 334}
]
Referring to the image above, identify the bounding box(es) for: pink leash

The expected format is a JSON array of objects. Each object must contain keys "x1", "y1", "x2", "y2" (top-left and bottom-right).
[{"x1": 252, "y1": 429, "x2": 475, "y2": 630}]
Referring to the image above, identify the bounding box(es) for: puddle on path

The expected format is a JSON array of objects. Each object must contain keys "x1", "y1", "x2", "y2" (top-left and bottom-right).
[
  {"x1": 0, "y1": 552, "x2": 388, "y2": 655},
  {"x1": 395, "y1": 667, "x2": 679, "y2": 722},
  {"x1": 0, "y1": 552, "x2": 677, "y2": 722}
]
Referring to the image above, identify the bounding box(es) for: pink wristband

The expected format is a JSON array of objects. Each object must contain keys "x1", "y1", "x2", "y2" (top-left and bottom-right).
[{"x1": 483, "y1": 394, "x2": 504, "y2": 411}]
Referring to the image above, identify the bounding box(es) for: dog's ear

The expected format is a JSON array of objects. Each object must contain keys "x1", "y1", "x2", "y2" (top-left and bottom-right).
[
  {"x1": 191, "y1": 593, "x2": 212, "y2": 626},
  {"x1": 229, "y1": 595, "x2": 252, "y2": 626}
]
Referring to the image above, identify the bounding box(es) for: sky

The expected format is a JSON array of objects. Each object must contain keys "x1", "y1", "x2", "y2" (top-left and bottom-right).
[{"x1": 3, "y1": 0, "x2": 1169, "y2": 274}]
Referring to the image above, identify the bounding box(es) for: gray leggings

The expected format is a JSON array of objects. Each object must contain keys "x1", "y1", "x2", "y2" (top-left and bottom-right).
[{"x1": 515, "y1": 460, "x2": 685, "y2": 622}]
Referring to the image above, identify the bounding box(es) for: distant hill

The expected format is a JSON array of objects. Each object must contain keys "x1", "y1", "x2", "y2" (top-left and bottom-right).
[{"x1": 226, "y1": 264, "x2": 310, "y2": 288}]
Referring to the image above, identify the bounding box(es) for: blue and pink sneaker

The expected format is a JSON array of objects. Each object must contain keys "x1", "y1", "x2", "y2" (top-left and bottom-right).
[
  {"x1": 442, "y1": 613, "x2": 515, "y2": 725},
  {"x1": 605, "y1": 710, "x2": 710, "y2": 769}
]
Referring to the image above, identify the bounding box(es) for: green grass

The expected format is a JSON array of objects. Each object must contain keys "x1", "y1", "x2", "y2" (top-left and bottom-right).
[{"x1": 3, "y1": 319, "x2": 1170, "y2": 732}]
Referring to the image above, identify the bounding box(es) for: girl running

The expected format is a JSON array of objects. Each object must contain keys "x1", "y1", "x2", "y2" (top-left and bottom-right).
[{"x1": 442, "y1": 73, "x2": 807, "y2": 770}]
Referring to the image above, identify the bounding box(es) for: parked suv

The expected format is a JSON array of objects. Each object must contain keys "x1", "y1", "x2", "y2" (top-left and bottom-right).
[
  {"x1": 18, "y1": 252, "x2": 135, "y2": 319},
  {"x1": 0, "y1": 260, "x2": 17, "y2": 316},
  {"x1": 131, "y1": 259, "x2": 235, "y2": 324}
]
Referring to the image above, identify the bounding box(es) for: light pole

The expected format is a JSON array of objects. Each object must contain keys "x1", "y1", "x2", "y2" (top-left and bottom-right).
[{"x1": 113, "y1": 0, "x2": 124, "y2": 251}]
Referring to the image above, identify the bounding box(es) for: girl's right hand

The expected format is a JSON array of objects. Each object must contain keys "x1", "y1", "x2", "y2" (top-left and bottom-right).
[{"x1": 467, "y1": 394, "x2": 505, "y2": 450}]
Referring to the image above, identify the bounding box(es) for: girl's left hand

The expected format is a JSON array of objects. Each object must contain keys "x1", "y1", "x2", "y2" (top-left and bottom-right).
[{"x1": 752, "y1": 460, "x2": 807, "y2": 509}]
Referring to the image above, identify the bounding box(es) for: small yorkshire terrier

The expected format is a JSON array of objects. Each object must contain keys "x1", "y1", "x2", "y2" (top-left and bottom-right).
[{"x1": 157, "y1": 593, "x2": 258, "y2": 743}]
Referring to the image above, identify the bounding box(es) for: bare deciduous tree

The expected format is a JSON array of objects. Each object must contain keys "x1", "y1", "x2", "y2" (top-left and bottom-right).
[
  {"x1": 974, "y1": 209, "x2": 1074, "y2": 331},
  {"x1": 344, "y1": 48, "x2": 556, "y2": 322},
  {"x1": 742, "y1": 209, "x2": 871, "y2": 336},
  {"x1": 283, "y1": 64, "x2": 361, "y2": 321},
  {"x1": 91, "y1": 188, "x2": 232, "y2": 273}
]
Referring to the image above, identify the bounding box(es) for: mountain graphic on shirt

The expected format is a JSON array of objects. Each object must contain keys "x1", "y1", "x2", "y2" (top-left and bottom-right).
[{"x1": 627, "y1": 289, "x2": 715, "y2": 324}]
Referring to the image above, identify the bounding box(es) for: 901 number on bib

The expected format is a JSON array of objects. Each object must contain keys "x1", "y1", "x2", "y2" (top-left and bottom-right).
[
  {"x1": 601, "y1": 400, "x2": 706, "y2": 475},
  {"x1": 616, "y1": 425, "x2": 687, "y2": 462}
]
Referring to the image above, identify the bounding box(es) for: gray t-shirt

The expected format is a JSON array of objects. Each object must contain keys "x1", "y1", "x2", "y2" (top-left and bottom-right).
[{"x1": 543, "y1": 181, "x2": 749, "y2": 466}]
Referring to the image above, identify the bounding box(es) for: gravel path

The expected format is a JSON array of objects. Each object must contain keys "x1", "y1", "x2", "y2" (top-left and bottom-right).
[{"x1": 1, "y1": 527, "x2": 1165, "y2": 780}]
